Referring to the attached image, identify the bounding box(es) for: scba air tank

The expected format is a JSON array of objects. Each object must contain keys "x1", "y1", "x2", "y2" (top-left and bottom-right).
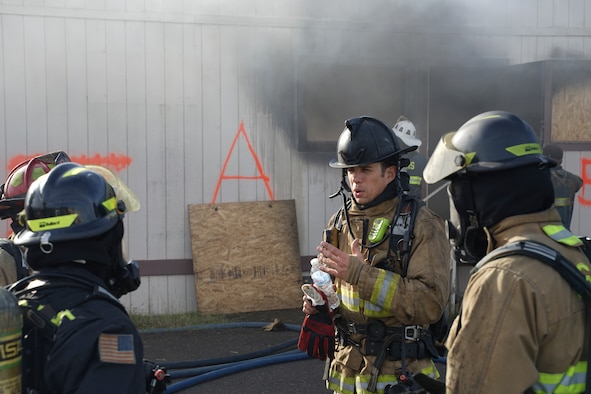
[{"x1": 0, "y1": 287, "x2": 21, "y2": 393}]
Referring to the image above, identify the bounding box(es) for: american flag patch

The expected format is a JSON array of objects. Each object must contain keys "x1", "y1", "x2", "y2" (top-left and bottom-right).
[{"x1": 98, "y1": 333, "x2": 136, "y2": 364}]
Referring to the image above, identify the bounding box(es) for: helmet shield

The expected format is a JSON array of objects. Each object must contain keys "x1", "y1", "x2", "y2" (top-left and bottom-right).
[
  {"x1": 14, "y1": 163, "x2": 120, "y2": 247},
  {"x1": 329, "y1": 116, "x2": 413, "y2": 168},
  {"x1": 424, "y1": 132, "x2": 472, "y2": 184},
  {"x1": 85, "y1": 165, "x2": 140, "y2": 213}
]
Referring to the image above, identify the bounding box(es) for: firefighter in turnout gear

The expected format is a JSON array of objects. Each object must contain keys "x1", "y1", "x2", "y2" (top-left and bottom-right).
[
  {"x1": 543, "y1": 143, "x2": 583, "y2": 230},
  {"x1": 301, "y1": 116, "x2": 450, "y2": 393},
  {"x1": 392, "y1": 116, "x2": 428, "y2": 199},
  {"x1": 8, "y1": 162, "x2": 149, "y2": 393},
  {"x1": 424, "y1": 111, "x2": 590, "y2": 393}
]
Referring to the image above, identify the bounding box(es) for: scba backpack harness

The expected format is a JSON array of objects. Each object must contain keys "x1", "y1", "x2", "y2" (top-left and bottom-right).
[
  {"x1": 8, "y1": 272, "x2": 124, "y2": 393},
  {"x1": 331, "y1": 192, "x2": 448, "y2": 393},
  {"x1": 473, "y1": 238, "x2": 591, "y2": 394}
]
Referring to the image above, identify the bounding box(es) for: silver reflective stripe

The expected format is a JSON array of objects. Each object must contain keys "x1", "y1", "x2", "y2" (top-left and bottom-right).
[{"x1": 530, "y1": 361, "x2": 587, "y2": 393}]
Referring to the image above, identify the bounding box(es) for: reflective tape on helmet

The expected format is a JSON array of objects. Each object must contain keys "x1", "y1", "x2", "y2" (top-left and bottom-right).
[
  {"x1": 102, "y1": 196, "x2": 117, "y2": 212},
  {"x1": 505, "y1": 142, "x2": 542, "y2": 157},
  {"x1": 27, "y1": 214, "x2": 78, "y2": 231}
]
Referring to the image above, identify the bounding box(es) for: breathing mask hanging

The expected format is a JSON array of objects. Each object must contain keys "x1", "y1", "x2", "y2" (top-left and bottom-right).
[
  {"x1": 448, "y1": 177, "x2": 488, "y2": 263},
  {"x1": 106, "y1": 220, "x2": 141, "y2": 298}
]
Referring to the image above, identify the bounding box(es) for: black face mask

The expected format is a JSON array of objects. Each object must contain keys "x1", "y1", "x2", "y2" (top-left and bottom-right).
[{"x1": 448, "y1": 164, "x2": 554, "y2": 263}]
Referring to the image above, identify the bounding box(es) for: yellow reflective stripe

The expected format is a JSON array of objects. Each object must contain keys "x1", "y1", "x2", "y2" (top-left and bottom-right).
[
  {"x1": 327, "y1": 362, "x2": 439, "y2": 394},
  {"x1": 327, "y1": 372, "x2": 356, "y2": 394},
  {"x1": 50, "y1": 309, "x2": 75, "y2": 327},
  {"x1": 369, "y1": 270, "x2": 399, "y2": 312},
  {"x1": 409, "y1": 176, "x2": 422, "y2": 185},
  {"x1": 506, "y1": 142, "x2": 542, "y2": 157},
  {"x1": 364, "y1": 301, "x2": 390, "y2": 317},
  {"x1": 420, "y1": 362, "x2": 440, "y2": 379},
  {"x1": 102, "y1": 196, "x2": 117, "y2": 212},
  {"x1": 575, "y1": 262, "x2": 591, "y2": 284},
  {"x1": 355, "y1": 372, "x2": 398, "y2": 393},
  {"x1": 531, "y1": 361, "x2": 587, "y2": 393},
  {"x1": 542, "y1": 225, "x2": 583, "y2": 247},
  {"x1": 340, "y1": 286, "x2": 360, "y2": 312},
  {"x1": 555, "y1": 198, "x2": 571, "y2": 207},
  {"x1": 27, "y1": 214, "x2": 78, "y2": 231}
]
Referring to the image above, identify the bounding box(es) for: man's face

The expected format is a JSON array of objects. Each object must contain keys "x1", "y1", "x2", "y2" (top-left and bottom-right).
[{"x1": 346, "y1": 162, "x2": 396, "y2": 205}]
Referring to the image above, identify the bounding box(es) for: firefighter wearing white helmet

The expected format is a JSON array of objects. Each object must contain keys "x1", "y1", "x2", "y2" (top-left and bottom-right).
[
  {"x1": 424, "y1": 110, "x2": 589, "y2": 393},
  {"x1": 392, "y1": 116, "x2": 428, "y2": 199}
]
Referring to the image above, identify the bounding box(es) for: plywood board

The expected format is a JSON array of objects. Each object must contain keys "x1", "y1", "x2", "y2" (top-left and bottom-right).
[{"x1": 189, "y1": 200, "x2": 303, "y2": 314}]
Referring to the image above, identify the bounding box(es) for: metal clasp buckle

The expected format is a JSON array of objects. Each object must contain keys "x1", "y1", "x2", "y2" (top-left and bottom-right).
[
  {"x1": 404, "y1": 325, "x2": 421, "y2": 341},
  {"x1": 347, "y1": 321, "x2": 358, "y2": 334}
]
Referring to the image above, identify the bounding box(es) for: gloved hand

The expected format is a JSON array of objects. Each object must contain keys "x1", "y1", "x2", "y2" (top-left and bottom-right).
[{"x1": 298, "y1": 285, "x2": 335, "y2": 360}]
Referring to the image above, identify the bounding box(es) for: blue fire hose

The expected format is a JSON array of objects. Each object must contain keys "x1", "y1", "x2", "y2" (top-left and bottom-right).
[{"x1": 140, "y1": 321, "x2": 311, "y2": 393}]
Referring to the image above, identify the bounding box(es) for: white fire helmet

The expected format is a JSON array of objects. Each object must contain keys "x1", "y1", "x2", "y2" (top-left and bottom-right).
[{"x1": 393, "y1": 116, "x2": 422, "y2": 148}]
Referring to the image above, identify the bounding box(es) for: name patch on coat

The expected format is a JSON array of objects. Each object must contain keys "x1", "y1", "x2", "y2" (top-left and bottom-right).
[{"x1": 98, "y1": 333, "x2": 136, "y2": 364}]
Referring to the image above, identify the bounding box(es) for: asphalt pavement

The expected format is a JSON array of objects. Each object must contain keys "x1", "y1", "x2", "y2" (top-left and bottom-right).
[{"x1": 141, "y1": 308, "x2": 328, "y2": 394}]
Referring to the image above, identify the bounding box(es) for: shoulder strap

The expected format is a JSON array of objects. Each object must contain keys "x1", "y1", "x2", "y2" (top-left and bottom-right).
[
  {"x1": 10, "y1": 273, "x2": 122, "y2": 393},
  {"x1": 474, "y1": 240, "x2": 591, "y2": 299},
  {"x1": 389, "y1": 195, "x2": 422, "y2": 277}
]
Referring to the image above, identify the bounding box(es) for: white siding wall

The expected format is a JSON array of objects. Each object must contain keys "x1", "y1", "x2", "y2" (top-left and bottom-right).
[{"x1": 1, "y1": 0, "x2": 591, "y2": 314}]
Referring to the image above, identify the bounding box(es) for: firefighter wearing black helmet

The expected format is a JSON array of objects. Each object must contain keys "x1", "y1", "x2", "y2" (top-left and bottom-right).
[
  {"x1": 301, "y1": 116, "x2": 450, "y2": 393},
  {"x1": 424, "y1": 111, "x2": 590, "y2": 393},
  {"x1": 9, "y1": 162, "x2": 148, "y2": 393}
]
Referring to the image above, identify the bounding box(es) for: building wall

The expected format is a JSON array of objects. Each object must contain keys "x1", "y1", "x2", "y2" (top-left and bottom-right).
[{"x1": 1, "y1": 0, "x2": 591, "y2": 314}]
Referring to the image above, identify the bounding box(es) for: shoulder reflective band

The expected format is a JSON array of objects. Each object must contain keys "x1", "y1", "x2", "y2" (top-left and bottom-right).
[{"x1": 543, "y1": 224, "x2": 583, "y2": 247}]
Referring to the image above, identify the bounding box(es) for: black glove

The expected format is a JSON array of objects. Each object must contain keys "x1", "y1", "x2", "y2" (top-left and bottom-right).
[{"x1": 298, "y1": 286, "x2": 335, "y2": 360}]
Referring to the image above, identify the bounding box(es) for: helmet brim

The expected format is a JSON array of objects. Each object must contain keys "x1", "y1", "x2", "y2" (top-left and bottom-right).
[
  {"x1": 329, "y1": 145, "x2": 418, "y2": 168},
  {"x1": 394, "y1": 130, "x2": 422, "y2": 148}
]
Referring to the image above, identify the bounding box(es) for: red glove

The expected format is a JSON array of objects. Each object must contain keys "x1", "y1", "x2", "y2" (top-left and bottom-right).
[{"x1": 298, "y1": 285, "x2": 336, "y2": 360}]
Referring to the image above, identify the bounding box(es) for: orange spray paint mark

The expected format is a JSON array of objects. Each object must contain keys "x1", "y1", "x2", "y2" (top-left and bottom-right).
[
  {"x1": 211, "y1": 121, "x2": 274, "y2": 203},
  {"x1": 7, "y1": 153, "x2": 131, "y2": 173},
  {"x1": 579, "y1": 158, "x2": 591, "y2": 207}
]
